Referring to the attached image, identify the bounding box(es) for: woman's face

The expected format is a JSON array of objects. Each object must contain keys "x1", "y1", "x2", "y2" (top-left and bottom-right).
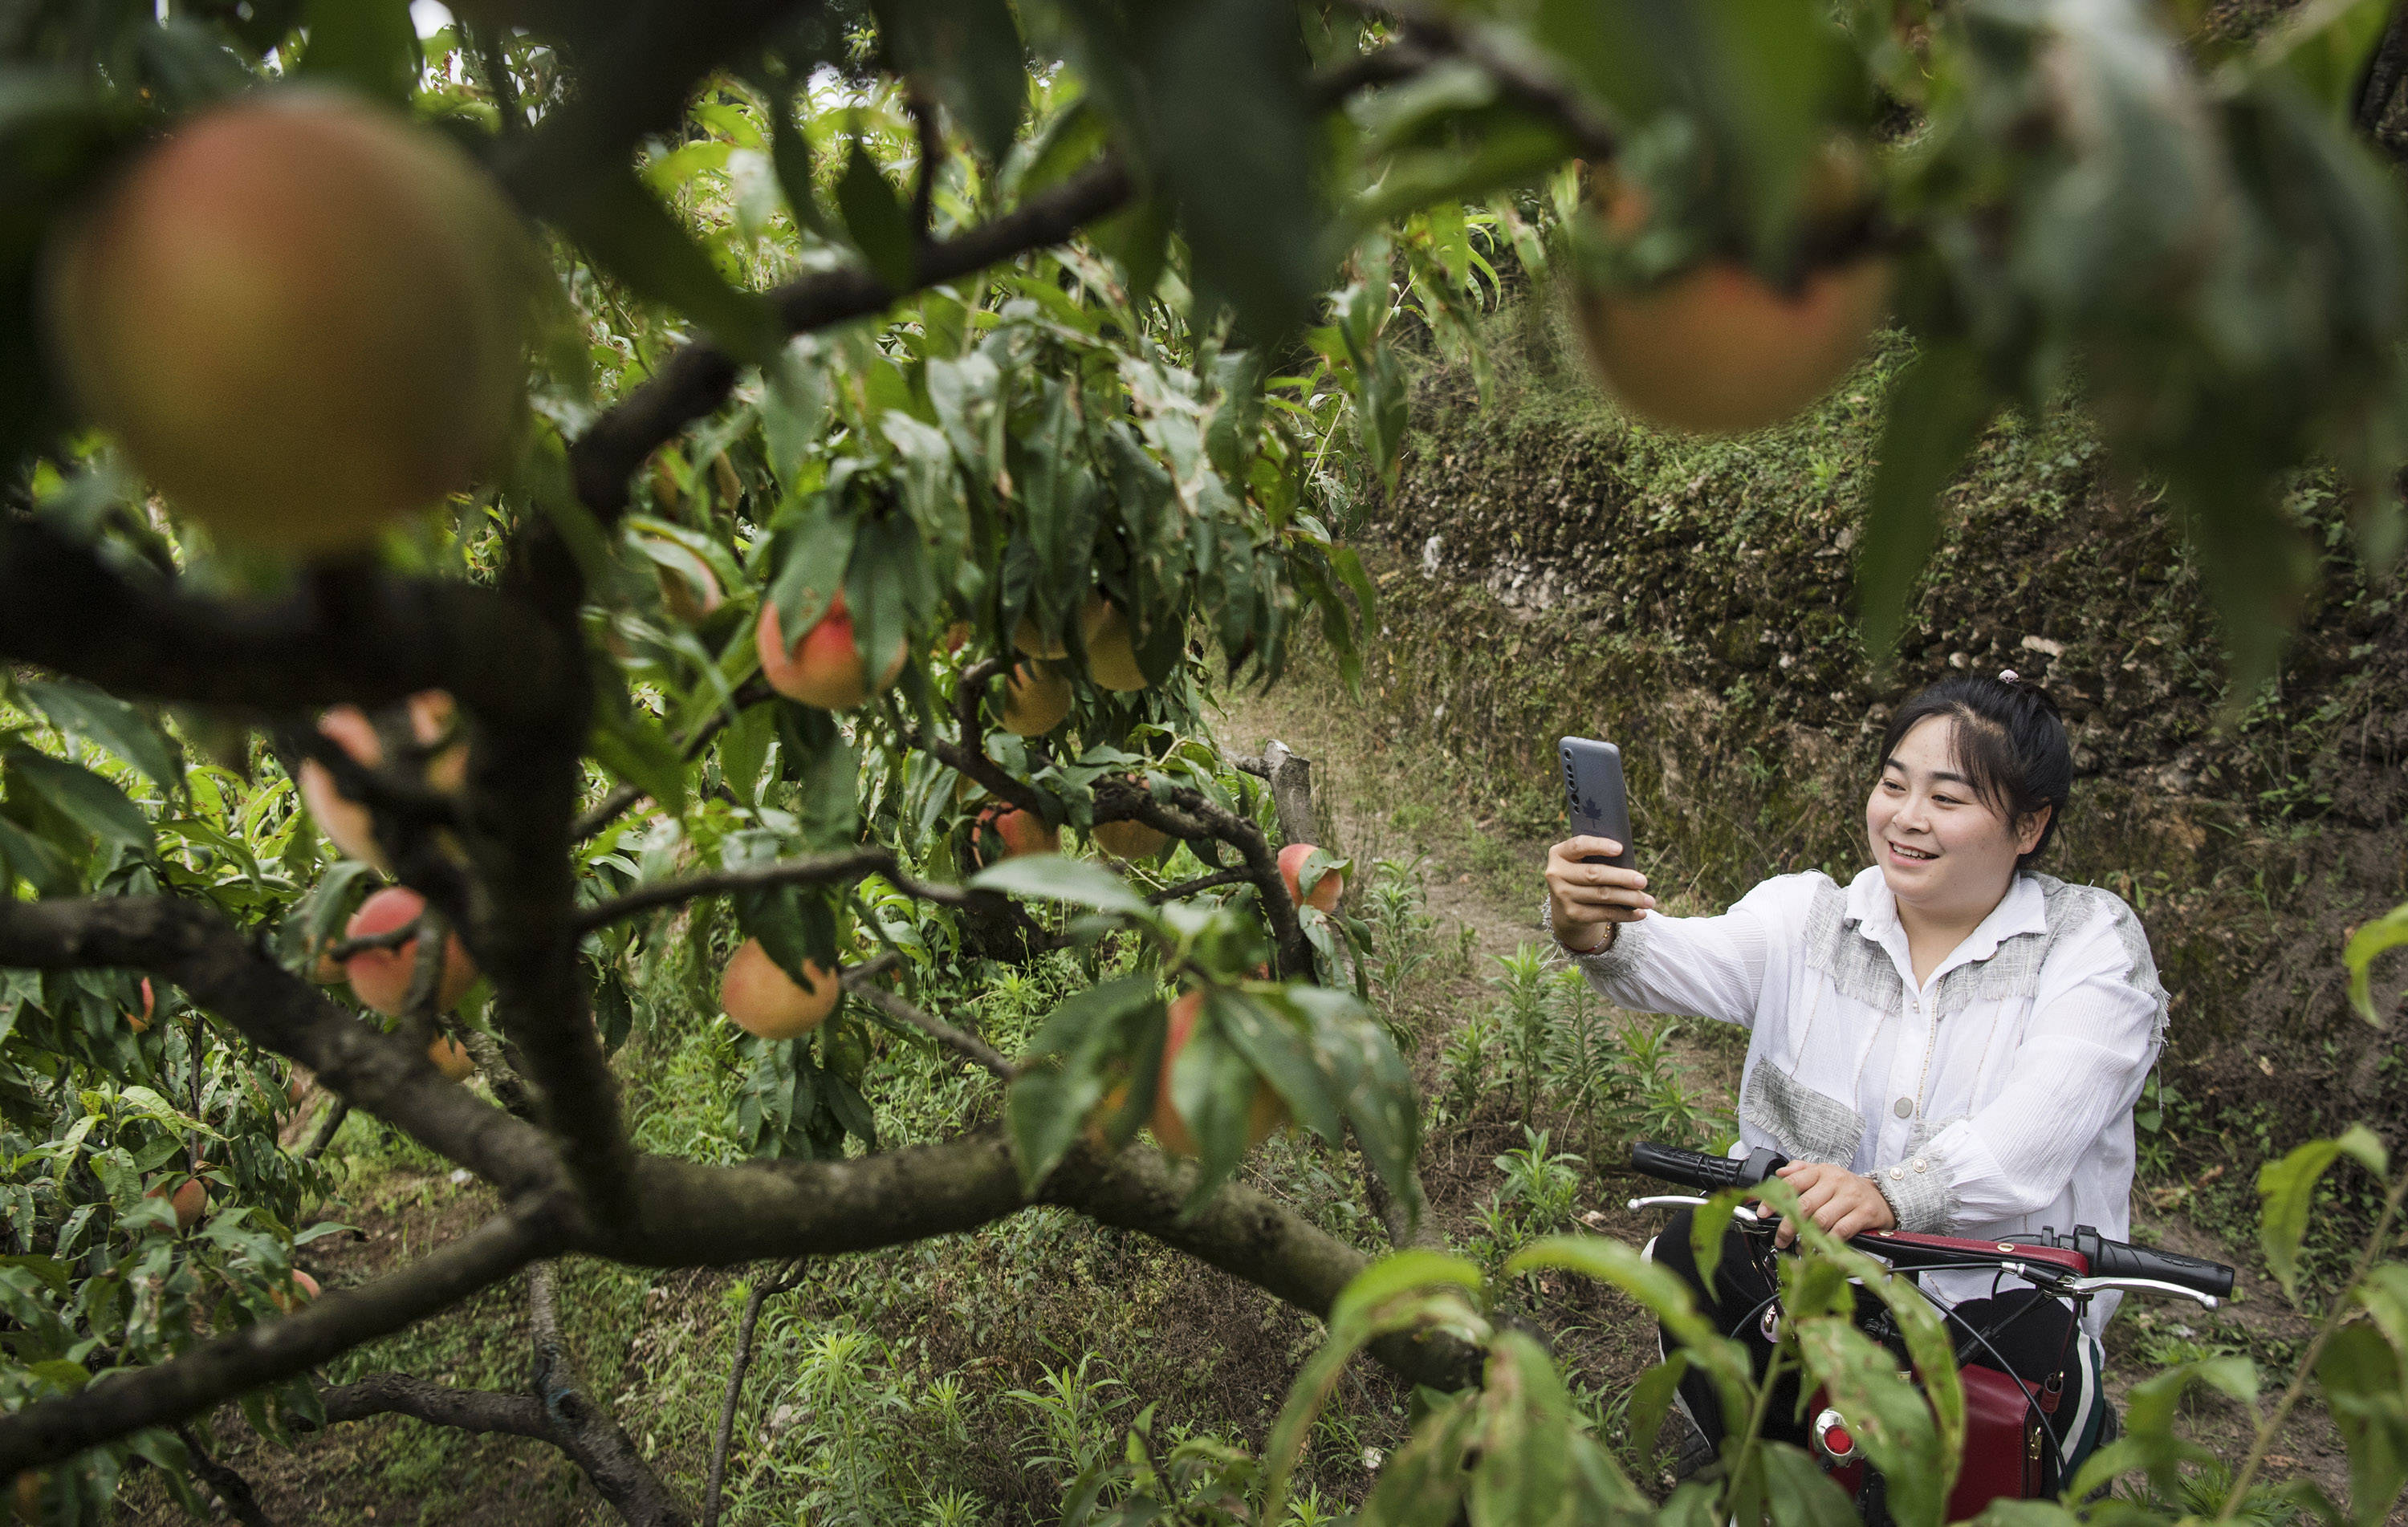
[{"x1": 1865, "y1": 716, "x2": 2048, "y2": 924}]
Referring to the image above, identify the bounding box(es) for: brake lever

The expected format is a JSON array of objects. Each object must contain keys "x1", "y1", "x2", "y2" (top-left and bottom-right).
[
  {"x1": 1625, "y1": 1195, "x2": 1765, "y2": 1224},
  {"x1": 2059, "y1": 1275, "x2": 2221, "y2": 1310}
]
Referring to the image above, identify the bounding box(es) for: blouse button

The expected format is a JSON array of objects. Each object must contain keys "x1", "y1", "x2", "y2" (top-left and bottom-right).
[
  {"x1": 1893, "y1": 1097, "x2": 1914, "y2": 1118},
  {"x1": 1912, "y1": 1157, "x2": 1928, "y2": 1172}
]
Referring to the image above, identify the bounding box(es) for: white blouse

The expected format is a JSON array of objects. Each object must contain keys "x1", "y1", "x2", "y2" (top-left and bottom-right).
[{"x1": 1556, "y1": 867, "x2": 2166, "y2": 1334}]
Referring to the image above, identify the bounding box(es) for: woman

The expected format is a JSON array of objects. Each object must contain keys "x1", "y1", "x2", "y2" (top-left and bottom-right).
[{"x1": 1544, "y1": 672, "x2": 2165, "y2": 1478}]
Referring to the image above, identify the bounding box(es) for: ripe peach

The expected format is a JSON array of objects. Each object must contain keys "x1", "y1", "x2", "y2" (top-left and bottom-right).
[
  {"x1": 756, "y1": 593, "x2": 907, "y2": 710},
  {"x1": 1080, "y1": 596, "x2": 1146, "y2": 692},
  {"x1": 43, "y1": 91, "x2": 530, "y2": 551},
  {"x1": 299, "y1": 692, "x2": 466, "y2": 871},
  {"x1": 1572, "y1": 257, "x2": 1890, "y2": 436},
  {"x1": 270, "y1": 1269, "x2": 321, "y2": 1313},
  {"x1": 1092, "y1": 818, "x2": 1169, "y2": 863},
  {"x1": 342, "y1": 887, "x2": 476, "y2": 1016},
  {"x1": 973, "y1": 804, "x2": 1060, "y2": 863},
  {"x1": 428, "y1": 1034, "x2": 476, "y2": 1081},
  {"x1": 1279, "y1": 843, "x2": 1344, "y2": 912},
  {"x1": 1000, "y1": 662, "x2": 1071, "y2": 737},
  {"x1": 147, "y1": 1175, "x2": 207, "y2": 1232},
  {"x1": 1150, "y1": 991, "x2": 1286, "y2": 1158},
  {"x1": 720, "y1": 937, "x2": 840, "y2": 1040}
]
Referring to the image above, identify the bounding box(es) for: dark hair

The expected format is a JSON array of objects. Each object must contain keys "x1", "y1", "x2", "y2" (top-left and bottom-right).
[{"x1": 1877, "y1": 673, "x2": 2072, "y2": 870}]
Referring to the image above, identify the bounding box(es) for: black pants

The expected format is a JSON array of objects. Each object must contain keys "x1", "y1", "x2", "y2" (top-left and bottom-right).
[{"x1": 1649, "y1": 1208, "x2": 2085, "y2": 1454}]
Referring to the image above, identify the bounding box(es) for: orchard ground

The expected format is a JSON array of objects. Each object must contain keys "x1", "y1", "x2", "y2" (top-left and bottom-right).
[{"x1": 113, "y1": 647, "x2": 2365, "y2": 1525}]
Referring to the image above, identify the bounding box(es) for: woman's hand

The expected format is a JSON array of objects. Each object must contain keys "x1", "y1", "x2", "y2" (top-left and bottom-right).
[
  {"x1": 1766, "y1": 1161, "x2": 1898, "y2": 1249},
  {"x1": 1544, "y1": 837, "x2": 1655, "y2": 952}
]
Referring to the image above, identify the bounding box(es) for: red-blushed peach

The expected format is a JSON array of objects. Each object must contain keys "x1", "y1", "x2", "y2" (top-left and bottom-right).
[
  {"x1": 720, "y1": 938, "x2": 840, "y2": 1040},
  {"x1": 1279, "y1": 843, "x2": 1344, "y2": 912},
  {"x1": 972, "y1": 804, "x2": 1060, "y2": 864},
  {"x1": 42, "y1": 91, "x2": 529, "y2": 550},
  {"x1": 756, "y1": 593, "x2": 907, "y2": 710},
  {"x1": 341, "y1": 886, "x2": 476, "y2": 1015},
  {"x1": 1149, "y1": 991, "x2": 1287, "y2": 1158}
]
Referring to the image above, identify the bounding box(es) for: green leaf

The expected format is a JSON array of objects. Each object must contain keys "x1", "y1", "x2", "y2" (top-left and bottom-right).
[
  {"x1": 555, "y1": 164, "x2": 782, "y2": 363},
  {"x1": 1361, "y1": 1388, "x2": 1480, "y2": 1527},
  {"x1": 1511, "y1": 1234, "x2": 1755, "y2": 1432},
  {"x1": 1330, "y1": 1250, "x2": 1486, "y2": 1334},
  {"x1": 9, "y1": 750, "x2": 153, "y2": 855},
  {"x1": 1141, "y1": 0, "x2": 1324, "y2": 335},
  {"x1": 836, "y1": 141, "x2": 919, "y2": 293},
  {"x1": 2259, "y1": 1127, "x2": 2390, "y2": 1297},
  {"x1": 1467, "y1": 1330, "x2": 1579, "y2": 1525},
  {"x1": 299, "y1": 0, "x2": 418, "y2": 105},
  {"x1": 586, "y1": 702, "x2": 688, "y2": 819},
  {"x1": 18, "y1": 680, "x2": 181, "y2": 799},
  {"x1": 2345, "y1": 901, "x2": 2408, "y2": 1023},
  {"x1": 875, "y1": 0, "x2": 1027, "y2": 162},
  {"x1": 967, "y1": 854, "x2": 1149, "y2": 915},
  {"x1": 2318, "y1": 1322, "x2": 2408, "y2": 1527},
  {"x1": 1858, "y1": 343, "x2": 1997, "y2": 672},
  {"x1": 1761, "y1": 1440, "x2": 1860, "y2": 1527},
  {"x1": 1792, "y1": 1316, "x2": 1950, "y2": 1527},
  {"x1": 2253, "y1": 0, "x2": 2395, "y2": 124}
]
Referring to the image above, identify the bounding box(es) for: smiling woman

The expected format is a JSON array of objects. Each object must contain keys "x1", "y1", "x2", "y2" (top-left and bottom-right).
[{"x1": 1541, "y1": 670, "x2": 2163, "y2": 1475}]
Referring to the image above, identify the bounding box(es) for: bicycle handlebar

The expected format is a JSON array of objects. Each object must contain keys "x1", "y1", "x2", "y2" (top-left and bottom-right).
[{"x1": 1628, "y1": 1141, "x2": 2235, "y2": 1299}]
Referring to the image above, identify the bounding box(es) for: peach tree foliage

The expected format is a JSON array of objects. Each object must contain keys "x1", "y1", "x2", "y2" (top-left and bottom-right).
[{"x1": 0, "y1": 0, "x2": 2402, "y2": 1522}]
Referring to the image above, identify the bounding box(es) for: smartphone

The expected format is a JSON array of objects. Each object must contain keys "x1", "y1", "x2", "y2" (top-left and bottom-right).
[{"x1": 1560, "y1": 737, "x2": 1634, "y2": 870}]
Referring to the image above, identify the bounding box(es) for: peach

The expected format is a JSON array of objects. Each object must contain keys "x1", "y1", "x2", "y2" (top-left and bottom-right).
[
  {"x1": 1093, "y1": 818, "x2": 1169, "y2": 863},
  {"x1": 299, "y1": 692, "x2": 466, "y2": 871},
  {"x1": 720, "y1": 938, "x2": 841, "y2": 1040},
  {"x1": 756, "y1": 593, "x2": 907, "y2": 710},
  {"x1": 1150, "y1": 991, "x2": 1286, "y2": 1157},
  {"x1": 1279, "y1": 843, "x2": 1344, "y2": 912},
  {"x1": 271, "y1": 1269, "x2": 321, "y2": 1313},
  {"x1": 973, "y1": 804, "x2": 1060, "y2": 863},
  {"x1": 428, "y1": 1034, "x2": 476, "y2": 1081},
  {"x1": 42, "y1": 91, "x2": 529, "y2": 551},
  {"x1": 1000, "y1": 662, "x2": 1071, "y2": 737},
  {"x1": 341, "y1": 887, "x2": 476, "y2": 1015},
  {"x1": 1080, "y1": 595, "x2": 1146, "y2": 692}
]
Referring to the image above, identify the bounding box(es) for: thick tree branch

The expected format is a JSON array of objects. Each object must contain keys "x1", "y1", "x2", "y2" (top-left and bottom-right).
[
  {"x1": 311, "y1": 1371, "x2": 551, "y2": 1438},
  {"x1": 0, "y1": 521, "x2": 574, "y2": 720},
  {"x1": 573, "y1": 847, "x2": 909, "y2": 932},
  {"x1": 527, "y1": 1261, "x2": 694, "y2": 1526},
  {"x1": 0, "y1": 1204, "x2": 563, "y2": 1475},
  {"x1": 0, "y1": 895, "x2": 563, "y2": 1200},
  {"x1": 603, "y1": 1131, "x2": 1480, "y2": 1391}
]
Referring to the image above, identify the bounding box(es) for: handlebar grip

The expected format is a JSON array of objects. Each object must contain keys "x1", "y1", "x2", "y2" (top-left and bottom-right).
[
  {"x1": 2076, "y1": 1232, "x2": 2235, "y2": 1298},
  {"x1": 1630, "y1": 1142, "x2": 1788, "y2": 1192}
]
